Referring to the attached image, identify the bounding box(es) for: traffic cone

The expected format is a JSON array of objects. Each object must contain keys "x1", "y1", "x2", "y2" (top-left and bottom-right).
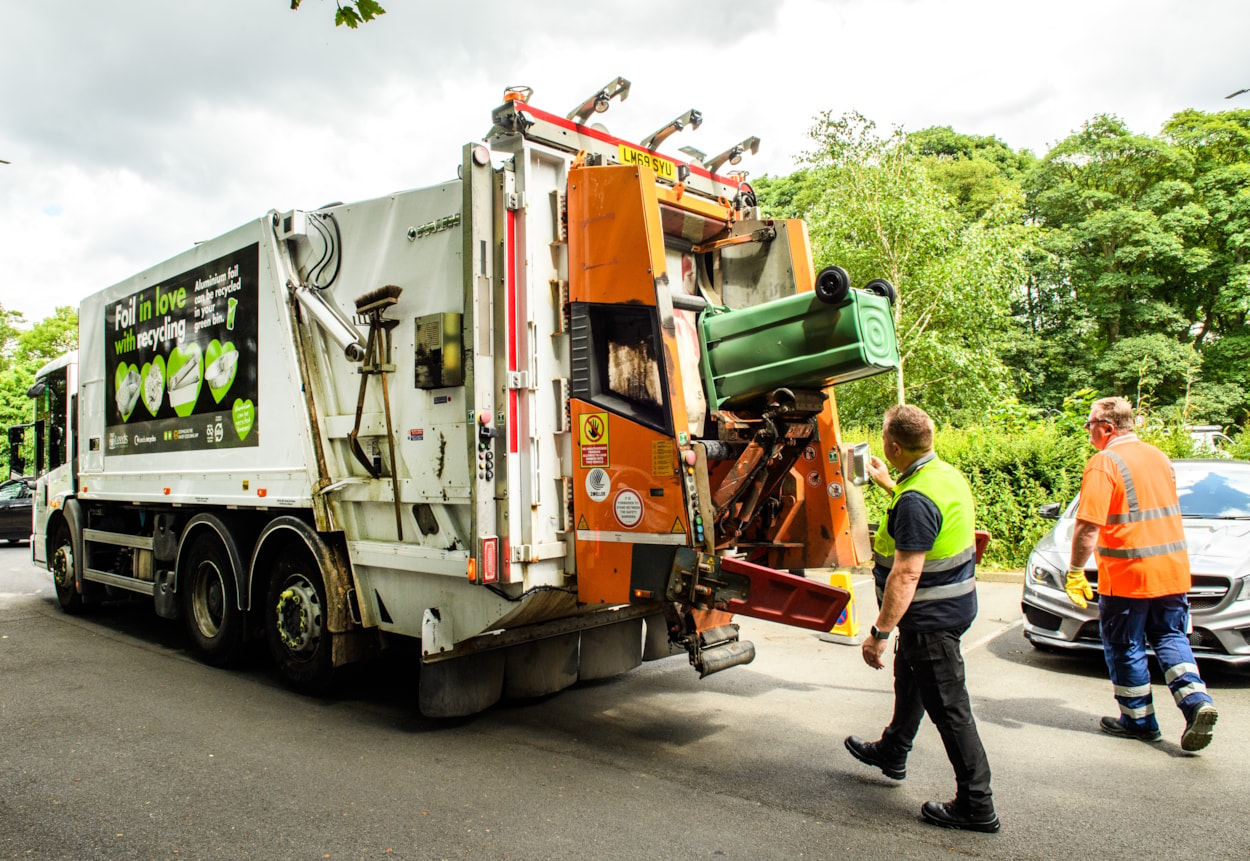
[{"x1": 819, "y1": 569, "x2": 861, "y2": 645}]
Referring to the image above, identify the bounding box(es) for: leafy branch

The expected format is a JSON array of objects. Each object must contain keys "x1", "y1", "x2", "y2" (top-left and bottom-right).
[{"x1": 289, "y1": 0, "x2": 386, "y2": 28}]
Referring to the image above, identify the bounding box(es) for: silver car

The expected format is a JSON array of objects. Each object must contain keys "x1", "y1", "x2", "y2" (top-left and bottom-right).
[{"x1": 1022, "y1": 459, "x2": 1250, "y2": 664}]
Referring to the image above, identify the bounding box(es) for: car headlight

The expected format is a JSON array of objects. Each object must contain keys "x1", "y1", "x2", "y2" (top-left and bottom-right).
[{"x1": 1026, "y1": 553, "x2": 1062, "y2": 589}]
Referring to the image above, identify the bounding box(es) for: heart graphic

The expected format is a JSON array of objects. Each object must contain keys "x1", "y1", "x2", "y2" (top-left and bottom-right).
[
  {"x1": 165, "y1": 344, "x2": 203, "y2": 418},
  {"x1": 204, "y1": 340, "x2": 239, "y2": 404},
  {"x1": 232, "y1": 398, "x2": 255, "y2": 441},
  {"x1": 114, "y1": 363, "x2": 141, "y2": 421},
  {"x1": 140, "y1": 355, "x2": 166, "y2": 417}
]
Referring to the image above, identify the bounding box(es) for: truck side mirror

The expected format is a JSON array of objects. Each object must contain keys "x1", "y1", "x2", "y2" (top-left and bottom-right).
[
  {"x1": 1038, "y1": 502, "x2": 1062, "y2": 520},
  {"x1": 848, "y1": 442, "x2": 871, "y2": 487}
]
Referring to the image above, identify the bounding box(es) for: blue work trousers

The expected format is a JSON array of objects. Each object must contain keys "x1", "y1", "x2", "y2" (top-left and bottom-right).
[{"x1": 1099, "y1": 593, "x2": 1214, "y2": 734}]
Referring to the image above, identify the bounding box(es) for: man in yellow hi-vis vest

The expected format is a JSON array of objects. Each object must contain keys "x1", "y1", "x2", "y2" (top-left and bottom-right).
[{"x1": 844, "y1": 404, "x2": 997, "y2": 834}]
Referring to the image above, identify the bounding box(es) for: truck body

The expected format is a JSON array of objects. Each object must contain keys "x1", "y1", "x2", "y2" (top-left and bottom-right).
[{"x1": 19, "y1": 84, "x2": 899, "y2": 716}]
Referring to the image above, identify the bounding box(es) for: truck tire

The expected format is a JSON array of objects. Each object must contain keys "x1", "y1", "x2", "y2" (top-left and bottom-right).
[
  {"x1": 181, "y1": 533, "x2": 245, "y2": 666},
  {"x1": 265, "y1": 551, "x2": 335, "y2": 694},
  {"x1": 50, "y1": 525, "x2": 83, "y2": 614}
]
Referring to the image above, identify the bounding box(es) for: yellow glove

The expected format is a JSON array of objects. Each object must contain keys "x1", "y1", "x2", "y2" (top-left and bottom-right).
[{"x1": 1065, "y1": 567, "x2": 1094, "y2": 609}]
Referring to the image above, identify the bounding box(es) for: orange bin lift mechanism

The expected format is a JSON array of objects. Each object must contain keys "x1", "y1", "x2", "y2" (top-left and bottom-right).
[
  {"x1": 784, "y1": 222, "x2": 856, "y2": 572},
  {"x1": 777, "y1": 220, "x2": 860, "y2": 571},
  {"x1": 565, "y1": 159, "x2": 862, "y2": 625},
  {"x1": 699, "y1": 218, "x2": 862, "y2": 574}
]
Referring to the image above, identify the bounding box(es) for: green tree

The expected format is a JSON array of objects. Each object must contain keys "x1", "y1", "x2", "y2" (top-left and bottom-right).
[
  {"x1": 289, "y1": 0, "x2": 385, "y2": 28},
  {"x1": 0, "y1": 306, "x2": 78, "y2": 476},
  {"x1": 907, "y1": 126, "x2": 1038, "y2": 222},
  {"x1": 759, "y1": 111, "x2": 1032, "y2": 425},
  {"x1": 1019, "y1": 110, "x2": 1250, "y2": 423}
]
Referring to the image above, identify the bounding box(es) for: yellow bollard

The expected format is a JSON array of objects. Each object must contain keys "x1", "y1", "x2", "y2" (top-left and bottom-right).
[{"x1": 819, "y1": 569, "x2": 861, "y2": 645}]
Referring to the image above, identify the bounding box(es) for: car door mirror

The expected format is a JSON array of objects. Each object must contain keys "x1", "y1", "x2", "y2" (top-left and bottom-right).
[{"x1": 1038, "y1": 502, "x2": 1062, "y2": 520}]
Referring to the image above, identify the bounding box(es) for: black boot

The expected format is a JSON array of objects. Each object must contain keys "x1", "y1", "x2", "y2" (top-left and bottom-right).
[
  {"x1": 921, "y1": 799, "x2": 1000, "y2": 833},
  {"x1": 844, "y1": 735, "x2": 906, "y2": 780}
]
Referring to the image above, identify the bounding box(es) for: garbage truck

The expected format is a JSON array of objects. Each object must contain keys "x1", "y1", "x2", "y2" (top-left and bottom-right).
[{"x1": 13, "y1": 80, "x2": 900, "y2": 716}]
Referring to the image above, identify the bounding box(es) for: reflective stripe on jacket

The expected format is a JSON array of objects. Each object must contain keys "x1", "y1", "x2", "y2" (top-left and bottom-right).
[
  {"x1": 1078, "y1": 436, "x2": 1190, "y2": 598},
  {"x1": 872, "y1": 456, "x2": 978, "y2": 631}
]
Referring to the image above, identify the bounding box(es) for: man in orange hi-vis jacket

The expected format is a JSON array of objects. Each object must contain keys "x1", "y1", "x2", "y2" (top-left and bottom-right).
[{"x1": 1067, "y1": 396, "x2": 1218, "y2": 752}]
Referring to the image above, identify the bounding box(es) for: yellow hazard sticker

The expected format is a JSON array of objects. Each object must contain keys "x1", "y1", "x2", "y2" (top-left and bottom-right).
[
  {"x1": 579, "y1": 412, "x2": 609, "y2": 468},
  {"x1": 618, "y1": 144, "x2": 677, "y2": 181},
  {"x1": 670, "y1": 517, "x2": 685, "y2": 535}
]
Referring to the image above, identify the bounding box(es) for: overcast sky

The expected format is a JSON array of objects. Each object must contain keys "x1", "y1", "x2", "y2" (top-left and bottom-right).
[{"x1": 2, "y1": 0, "x2": 1247, "y2": 325}]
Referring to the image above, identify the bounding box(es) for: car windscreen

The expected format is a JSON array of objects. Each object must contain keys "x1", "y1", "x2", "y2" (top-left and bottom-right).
[{"x1": 1176, "y1": 462, "x2": 1250, "y2": 518}]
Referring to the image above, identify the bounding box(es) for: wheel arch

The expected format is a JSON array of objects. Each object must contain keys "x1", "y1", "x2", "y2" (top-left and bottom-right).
[
  {"x1": 249, "y1": 516, "x2": 354, "y2": 634},
  {"x1": 175, "y1": 512, "x2": 250, "y2": 612},
  {"x1": 46, "y1": 499, "x2": 84, "y2": 589}
]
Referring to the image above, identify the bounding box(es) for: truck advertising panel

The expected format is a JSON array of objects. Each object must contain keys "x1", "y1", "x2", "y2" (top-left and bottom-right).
[{"x1": 104, "y1": 244, "x2": 260, "y2": 455}]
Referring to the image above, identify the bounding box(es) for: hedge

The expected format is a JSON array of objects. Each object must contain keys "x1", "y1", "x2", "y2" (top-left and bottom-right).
[{"x1": 843, "y1": 421, "x2": 1096, "y2": 570}]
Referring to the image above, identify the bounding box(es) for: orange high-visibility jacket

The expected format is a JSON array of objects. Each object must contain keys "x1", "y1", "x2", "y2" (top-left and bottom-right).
[{"x1": 1076, "y1": 434, "x2": 1190, "y2": 598}]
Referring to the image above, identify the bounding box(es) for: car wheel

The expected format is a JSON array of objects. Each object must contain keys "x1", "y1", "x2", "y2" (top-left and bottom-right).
[{"x1": 181, "y1": 533, "x2": 244, "y2": 666}]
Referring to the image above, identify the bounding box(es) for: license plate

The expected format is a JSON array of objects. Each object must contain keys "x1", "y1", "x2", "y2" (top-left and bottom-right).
[{"x1": 618, "y1": 144, "x2": 677, "y2": 181}]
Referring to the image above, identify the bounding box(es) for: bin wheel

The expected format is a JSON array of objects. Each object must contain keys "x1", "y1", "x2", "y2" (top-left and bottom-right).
[
  {"x1": 814, "y1": 266, "x2": 851, "y2": 305},
  {"x1": 864, "y1": 278, "x2": 897, "y2": 306}
]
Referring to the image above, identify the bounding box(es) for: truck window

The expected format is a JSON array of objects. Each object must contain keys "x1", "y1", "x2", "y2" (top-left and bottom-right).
[
  {"x1": 570, "y1": 303, "x2": 671, "y2": 435},
  {"x1": 32, "y1": 371, "x2": 68, "y2": 475}
]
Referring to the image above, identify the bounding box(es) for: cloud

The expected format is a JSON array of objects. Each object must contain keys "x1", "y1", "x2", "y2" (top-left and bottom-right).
[{"x1": 1, "y1": 0, "x2": 1248, "y2": 323}]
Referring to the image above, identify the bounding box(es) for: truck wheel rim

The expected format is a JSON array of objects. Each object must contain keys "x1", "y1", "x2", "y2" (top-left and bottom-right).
[
  {"x1": 192, "y1": 561, "x2": 226, "y2": 637},
  {"x1": 275, "y1": 575, "x2": 322, "y2": 658},
  {"x1": 52, "y1": 545, "x2": 74, "y2": 589}
]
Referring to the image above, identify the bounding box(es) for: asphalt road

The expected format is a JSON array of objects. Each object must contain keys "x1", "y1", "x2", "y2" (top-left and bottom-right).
[{"x1": 2, "y1": 544, "x2": 1249, "y2": 861}]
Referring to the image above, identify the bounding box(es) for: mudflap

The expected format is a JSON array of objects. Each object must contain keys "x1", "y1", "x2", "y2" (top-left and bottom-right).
[
  {"x1": 419, "y1": 651, "x2": 505, "y2": 718},
  {"x1": 580, "y1": 618, "x2": 644, "y2": 680}
]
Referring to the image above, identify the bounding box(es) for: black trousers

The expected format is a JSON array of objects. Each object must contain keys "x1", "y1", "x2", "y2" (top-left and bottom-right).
[{"x1": 880, "y1": 626, "x2": 994, "y2": 815}]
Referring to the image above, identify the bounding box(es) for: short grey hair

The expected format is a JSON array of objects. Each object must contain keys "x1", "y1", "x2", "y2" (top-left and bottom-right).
[{"x1": 1091, "y1": 396, "x2": 1134, "y2": 431}]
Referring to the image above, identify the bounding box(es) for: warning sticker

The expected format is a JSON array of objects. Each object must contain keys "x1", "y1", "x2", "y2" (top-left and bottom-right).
[
  {"x1": 827, "y1": 482, "x2": 845, "y2": 499},
  {"x1": 586, "y1": 467, "x2": 610, "y2": 503},
  {"x1": 652, "y1": 439, "x2": 674, "y2": 476},
  {"x1": 807, "y1": 470, "x2": 822, "y2": 487},
  {"x1": 579, "y1": 412, "x2": 609, "y2": 468},
  {"x1": 803, "y1": 445, "x2": 817, "y2": 462},
  {"x1": 613, "y1": 488, "x2": 644, "y2": 528},
  {"x1": 670, "y1": 517, "x2": 685, "y2": 534}
]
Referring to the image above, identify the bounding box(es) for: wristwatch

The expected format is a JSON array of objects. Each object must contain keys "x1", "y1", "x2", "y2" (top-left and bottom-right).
[{"x1": 870, "y1": 624, "x2": 892, "y2": 641}]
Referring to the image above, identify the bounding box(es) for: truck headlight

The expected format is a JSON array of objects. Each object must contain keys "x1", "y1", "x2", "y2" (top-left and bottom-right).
[{"x1": 1026, "y1": 553, "x2": 1061, "y2": 589}]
